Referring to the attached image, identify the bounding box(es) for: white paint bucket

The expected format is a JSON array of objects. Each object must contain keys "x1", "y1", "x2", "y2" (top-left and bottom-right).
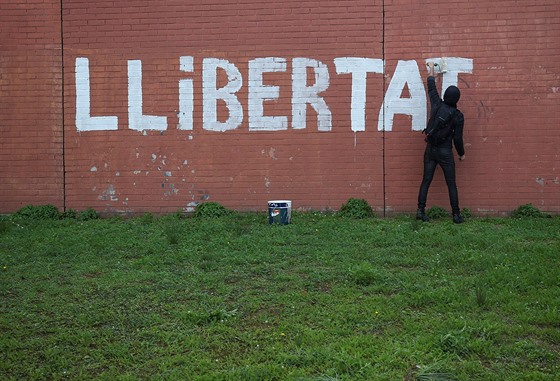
[{"x1": 268, "y1": 200, "x2": 292, "y2": 225}]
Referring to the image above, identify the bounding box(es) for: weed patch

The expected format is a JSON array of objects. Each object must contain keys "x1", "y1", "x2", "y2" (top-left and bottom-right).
[
  {"x1": 0, "y1": 220, "x2": 13, "y2": 235},
  {"x1": 337, "y1": 198, "x2": 376, "y2": 219},
  {"x1": 193, "y1": 201, "x2": 232, "y2": 218},
  {"x1": 163, "y1": 222, "x2": 182, "y2": 245},
  {"x1": 349, "y1": 262, "x2": 380, "y2": 286},
  {"x1": 427, "y1": 205, "x2": 448, "y2": 219},
  {"x1": 511, "y1": 203, "x2": 551, "y2": 218},
  {"x1": 14, "y1": 204, "x2": 60, "y2": 220},
  {"x1": 79, "y1": 208, "x2": 99, "y2": 221}
]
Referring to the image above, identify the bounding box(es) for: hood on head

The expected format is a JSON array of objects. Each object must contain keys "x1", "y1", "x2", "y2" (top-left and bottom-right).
[{"x1": 443, "y1": 86, "x2": 461, "y2": 106}]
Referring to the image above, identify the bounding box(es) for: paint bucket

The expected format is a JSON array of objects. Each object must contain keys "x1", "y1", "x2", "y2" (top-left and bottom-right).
[{"x1": 268, "y1": 200, "x2": 292, "y2": 225}]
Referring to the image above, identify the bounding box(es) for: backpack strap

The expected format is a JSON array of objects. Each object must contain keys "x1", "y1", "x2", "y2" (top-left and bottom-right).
[
  {"x1": 423, "y1": 103, "x2": 443, "y2": 135},
  {"x1": 448, "y1": 108, "x2": 459, "y2": 132}
]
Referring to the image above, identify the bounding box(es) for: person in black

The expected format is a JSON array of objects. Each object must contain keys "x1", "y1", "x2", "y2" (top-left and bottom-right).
[{"x1": 416, "y1": 62, "x2": 465, "y2": 224}]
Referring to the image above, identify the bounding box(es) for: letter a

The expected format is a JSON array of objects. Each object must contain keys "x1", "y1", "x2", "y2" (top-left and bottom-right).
[{"x1": 378, "y1": 60, "x2": 426, "y2": 131}]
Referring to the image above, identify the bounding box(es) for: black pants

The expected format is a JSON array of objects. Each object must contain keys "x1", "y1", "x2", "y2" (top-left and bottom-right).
[{"x1": 417, "y1": 145, "x2": 460, "y2": 215}]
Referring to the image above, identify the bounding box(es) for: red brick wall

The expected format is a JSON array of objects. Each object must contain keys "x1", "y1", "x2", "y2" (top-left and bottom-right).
[
  {"x1": 0, "y1": 0, "x2": 63, "y2": 212},
  {"x1": 383, "y1": 0, "x2": 560, "y2": 215},
  {"x1": 1, "y1": 0, "x2": 559, "y2": 215}
]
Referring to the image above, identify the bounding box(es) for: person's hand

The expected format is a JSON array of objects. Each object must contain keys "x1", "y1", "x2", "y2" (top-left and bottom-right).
[
  {"x1": 426, "y1": 62, "x2": 435, "y2": 77},
  {"x1": 459, "y1": 155, "x2": 466, "y2": 161}
]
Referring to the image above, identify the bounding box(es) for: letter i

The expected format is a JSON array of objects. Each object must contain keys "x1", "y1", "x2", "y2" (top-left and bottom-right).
[{"x1": 179, "y1": 56, "x2": 194, "y2": 130}]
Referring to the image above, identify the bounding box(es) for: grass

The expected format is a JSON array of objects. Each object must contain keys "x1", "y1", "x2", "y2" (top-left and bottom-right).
[{"x1": 1, "y1": 212, "x2": 559, "y2": 380}]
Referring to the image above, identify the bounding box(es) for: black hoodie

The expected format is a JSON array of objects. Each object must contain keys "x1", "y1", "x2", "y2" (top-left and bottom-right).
[
  {"x1": 444, "y1": 85, "x2": 461, "y2": 107},
  {"x1": 427, "y1": 76, "x2": 465, "y2": 156}
]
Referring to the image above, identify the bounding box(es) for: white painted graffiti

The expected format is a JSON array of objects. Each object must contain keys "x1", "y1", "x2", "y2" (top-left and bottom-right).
[{"x1": 75, "y1": 56, "x2": 473, "y2": 133}]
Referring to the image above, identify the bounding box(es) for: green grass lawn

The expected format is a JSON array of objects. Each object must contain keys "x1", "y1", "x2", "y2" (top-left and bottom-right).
[{"x1": 1, "y1": 211, "x2": 559, "y2": 380}]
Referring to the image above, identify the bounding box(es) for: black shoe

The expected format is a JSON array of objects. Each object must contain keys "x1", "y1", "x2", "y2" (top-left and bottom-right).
[
  {"x1": 453, "y1": 214, "x2": 464, "y2": 224},
  {"x1": 416, "y1": 208, "x2": 430, "y2": 222}
]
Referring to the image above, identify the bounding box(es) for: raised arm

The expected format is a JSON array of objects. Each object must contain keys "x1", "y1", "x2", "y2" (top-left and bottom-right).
[{"x1": 426, "y1": 62, "x2": 442, "y2": 112}]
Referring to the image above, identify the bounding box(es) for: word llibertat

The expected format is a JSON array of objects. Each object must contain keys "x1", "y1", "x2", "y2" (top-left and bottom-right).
[{"x1": 75, "y1": 56, "x2": 473, "y2": 133}]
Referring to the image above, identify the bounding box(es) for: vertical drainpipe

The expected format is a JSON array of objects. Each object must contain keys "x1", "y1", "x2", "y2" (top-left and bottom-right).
[
  {"x1": 381, "y1": 0, "x2": 387, "y2": 217},
  {"x1": 60, "y1": 0, "x2": 66, "y2": 212}
]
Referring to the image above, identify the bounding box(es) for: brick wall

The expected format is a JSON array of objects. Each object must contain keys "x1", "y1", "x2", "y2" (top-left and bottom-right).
[
  {"x1": 0, "y1": 0, "x2": 63, "y2": 212},
  {"x1": 383, "y1": 0, "x2": 560, "y2": 215},
  {"x1": 1, "y1": 0, "x2": 559, "y2": 215}
]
